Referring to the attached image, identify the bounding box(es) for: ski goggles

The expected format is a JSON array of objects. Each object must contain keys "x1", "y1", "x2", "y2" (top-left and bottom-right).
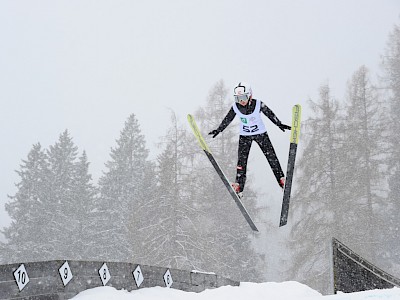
[{"x1": 234, "y1": 93, "x2": 250, "y2": 103}]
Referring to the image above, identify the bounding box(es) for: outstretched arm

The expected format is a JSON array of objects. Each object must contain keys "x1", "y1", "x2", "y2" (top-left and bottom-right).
[
  {"x1": 260, "y1": 102, "x2": 291, "y2": 132},
  {"x1": 209, "y1": 107, "x2": 236, "y2": 138}
]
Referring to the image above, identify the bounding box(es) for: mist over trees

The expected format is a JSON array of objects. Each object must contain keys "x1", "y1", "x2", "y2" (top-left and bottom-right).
[
  {"x1": 382, "y1": 23, "x2": 400, "y2": 273},
  {"x1": 1, "y1": 22, "x2": 400, "y2": 292},
  {"x1": 0, "y1": 82, "x2": 262, "y2": 283},
  {"x1": 287, "y1": 23, "x2": 400, "y2": 293},
  {"x1": 2, "y1": 132, "x2": 99, "y2": 262}
]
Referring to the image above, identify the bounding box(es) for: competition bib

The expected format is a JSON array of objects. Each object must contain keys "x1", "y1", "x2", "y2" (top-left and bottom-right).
[{"x1": 232, "y1": 100, "x2": 267, "y2": 136}]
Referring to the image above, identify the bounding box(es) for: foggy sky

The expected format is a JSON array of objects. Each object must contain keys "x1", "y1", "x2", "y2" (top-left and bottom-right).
[{"x1": 0, "y1": 0, "x2": 399, "y2": 234}]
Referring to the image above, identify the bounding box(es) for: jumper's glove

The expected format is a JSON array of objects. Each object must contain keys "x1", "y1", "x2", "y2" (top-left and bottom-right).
[
  {"x1": 278, "y1": 123, "x2": 291, "y2": 132},
  {"x1": 208, "y1": 129, "x2": 221, "y2": 138}
]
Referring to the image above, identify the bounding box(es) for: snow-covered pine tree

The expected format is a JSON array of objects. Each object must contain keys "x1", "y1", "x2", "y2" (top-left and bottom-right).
[
  {"x1": 72, "y1": 151, "x2": 98, "y2": 260},
  {"x1": 97, "y1": 114, "x2": 156, "y2": 262},
  {"x1": 141, "y1": 111, "x2": 203, "y2": 270},
  {"x1": 146, "y1": 140, "x2": 180, "y2": 267},
  {"x1": 3, "y1": 143, "x2": 51, "y2": 263},
  {"x1": 381, "y1": 22, "x2": 400, "y2": 276},
  {"x1": 3, "y1": 132, "x2": 98, "y2": 262},
  {"x1": 288, "y1": 84, "x2": 343, "y2": 293},
  {"x1": 46, "y1": 130, "x2": 94, "y2": 260},
  {"x1": 340, "y1": 66, "x2": 387, "y2": 265}
]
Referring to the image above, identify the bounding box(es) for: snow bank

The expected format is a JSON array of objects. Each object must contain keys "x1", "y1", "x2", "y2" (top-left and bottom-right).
[{"x1": 71, "y1": 281, "x2": 400, "y2": 300}]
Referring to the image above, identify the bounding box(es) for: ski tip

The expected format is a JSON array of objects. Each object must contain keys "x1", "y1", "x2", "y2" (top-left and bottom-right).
[
  {"x1": 279, "y1": 218, "x2": 288, "y2": 227},
  {"x1": 290, "y1": 105, "x2": 302, "y2": 145},
  {"x1": 187, "y1": 113, "x2": 212, "y2": 154}
]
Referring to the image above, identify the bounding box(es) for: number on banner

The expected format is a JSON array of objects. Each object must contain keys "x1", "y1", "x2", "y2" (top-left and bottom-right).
[
  {"x1": 132, "y1": 265, "x2": 144, "y2": 288},
  {"x1": 98, "y1": 263, "x2": 111, "y2": 286},
  {"x1": 14, "y1": 264, "x2": 30, "y2": 291},
  {"x1": 58, "y1": 261, "x2": 73, "y2": 286},
  {"x1": 163, "y1": 269, "x2": 173, "y2": 288}
]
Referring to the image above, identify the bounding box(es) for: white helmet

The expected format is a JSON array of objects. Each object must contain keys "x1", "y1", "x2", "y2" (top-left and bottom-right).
[{"x1": 234, "y1": 82, "x2": 252, "y2": 103}]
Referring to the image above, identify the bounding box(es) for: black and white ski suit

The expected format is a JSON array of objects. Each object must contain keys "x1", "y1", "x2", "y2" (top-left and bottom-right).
[{"x1": 210, "y1": 99, "x2": 290, "y2": 193}]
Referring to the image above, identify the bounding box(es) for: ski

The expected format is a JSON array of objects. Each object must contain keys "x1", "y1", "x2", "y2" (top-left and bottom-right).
[
  {"x1": 187, "y1": 114, "x2": 259, "y2": 232},
  {"x1": 279, "y1": 104, "x2": 302, "y2": 227}
]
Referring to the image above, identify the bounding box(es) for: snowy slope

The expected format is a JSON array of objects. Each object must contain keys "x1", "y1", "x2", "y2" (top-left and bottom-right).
[{"x1": 72, "y1": 282, "x2": 400, "y2": 300}]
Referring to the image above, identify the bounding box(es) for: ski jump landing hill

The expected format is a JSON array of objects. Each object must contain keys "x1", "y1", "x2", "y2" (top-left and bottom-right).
[
  {"x1": 0, "y1": 261, "x2": 238, "y2": 299},
  {"x1": 1, "y1": 238, "x2": 399, "y2": 299},
  {"x1": 332, "y1": 238, "x2": 400, "y2": 293}
]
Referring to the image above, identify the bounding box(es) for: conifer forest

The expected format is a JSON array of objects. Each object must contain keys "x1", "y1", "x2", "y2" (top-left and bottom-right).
[{"x1": 1, "y1": 20, "x2": 400, "y2": 296}]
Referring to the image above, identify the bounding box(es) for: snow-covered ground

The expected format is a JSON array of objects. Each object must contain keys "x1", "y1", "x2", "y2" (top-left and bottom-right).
[{"x1": 72, "y1": 281, "x2": 400, "y2": 300}]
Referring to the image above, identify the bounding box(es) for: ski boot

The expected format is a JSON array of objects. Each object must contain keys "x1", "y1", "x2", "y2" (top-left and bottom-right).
[
  {"x1": 231, "y1": 183, "x2": 243, "y2": 199},
  {"x1": 279, "y1": 177, "x2": 285, "y2": 190}
]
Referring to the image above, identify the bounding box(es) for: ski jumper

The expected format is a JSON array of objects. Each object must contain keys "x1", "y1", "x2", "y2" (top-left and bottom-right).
[{"x1": 215, "y1": 99, "x2": 285, "y2": 193}]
